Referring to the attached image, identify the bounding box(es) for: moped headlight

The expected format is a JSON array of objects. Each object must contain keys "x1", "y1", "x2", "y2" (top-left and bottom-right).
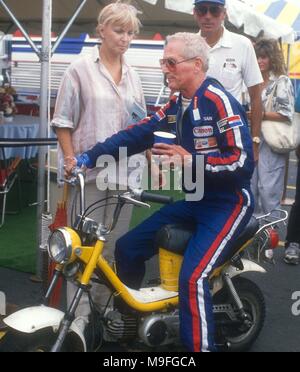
[{"x1": 48, "y1": 228, "x2": 73, "y2": 264}]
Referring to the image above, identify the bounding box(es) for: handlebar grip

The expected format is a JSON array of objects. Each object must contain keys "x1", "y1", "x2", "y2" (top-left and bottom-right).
[{"x1": 141, "y1": 191, "x2": 173, "y2": 205}]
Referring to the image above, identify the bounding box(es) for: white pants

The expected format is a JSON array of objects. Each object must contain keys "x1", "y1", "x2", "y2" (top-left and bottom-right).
[
  {"x1": 66, "y1": 183, "x2": 133, "y2": 328},
  {"x1": 251, "y1": 140, "x2": 287, "y2": 215}
]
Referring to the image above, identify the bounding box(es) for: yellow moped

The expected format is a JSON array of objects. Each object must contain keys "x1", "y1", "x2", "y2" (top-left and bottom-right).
[{"x1": 0, "y1": 169, "x2": 287, "y2": 352}]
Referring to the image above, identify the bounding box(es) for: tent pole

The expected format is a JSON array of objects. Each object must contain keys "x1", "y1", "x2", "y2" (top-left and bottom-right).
[
  {"x1": 35, "y1": 0, "x2": 52, "y2": 281},
  {"x1": 0, "y1": 0, "x2": 89, "y2": 282},
  {"x1": 52, "y1": 0, "x2": 87, "y2": 55}
]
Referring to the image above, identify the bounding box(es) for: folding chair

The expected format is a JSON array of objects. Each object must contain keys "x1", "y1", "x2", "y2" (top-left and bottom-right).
[{"x1": 0, "y1": 148, "x2": 22, "y2": 228}]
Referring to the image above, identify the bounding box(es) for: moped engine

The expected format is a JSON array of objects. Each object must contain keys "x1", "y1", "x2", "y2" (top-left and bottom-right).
[
  {"x1": 104, "y1": 310, "x2": 138, "y2": 342},
  {"x1": 138, "y1": 310, "x2": 180, "y2": 347}
]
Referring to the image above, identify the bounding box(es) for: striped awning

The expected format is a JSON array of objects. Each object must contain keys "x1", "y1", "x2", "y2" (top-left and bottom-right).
[{"x1": 254, "y1": 1, "x2": 300, "y2": 33}]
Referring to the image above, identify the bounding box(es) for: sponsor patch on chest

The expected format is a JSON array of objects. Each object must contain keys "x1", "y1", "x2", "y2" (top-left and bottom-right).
[
  {"x1": 193, "y1": 125, "x2": 214, "y2": 138},
  {"x1": 217, "y1": 115, "x2": 243, "y2": 134},
  {"x1": 194, "y1": 137, "x2": 218, "y2": 151}
]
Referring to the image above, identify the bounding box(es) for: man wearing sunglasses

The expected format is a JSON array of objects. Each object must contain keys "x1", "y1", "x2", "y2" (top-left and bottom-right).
[
  {"x1": 74, "y1": 32, "x2": 255, "y2": 352},
  {"x1": 194, "y1": 0, "x2": 263, "y2": 162}
]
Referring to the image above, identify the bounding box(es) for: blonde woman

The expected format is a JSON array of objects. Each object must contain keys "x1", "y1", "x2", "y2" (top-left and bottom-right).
[
  {"x1": 51, "y1": 1, "x2": 146, "y2": 339},
  {"x1": 249, "y1": 39, "x2": 294, "y2": 217}
]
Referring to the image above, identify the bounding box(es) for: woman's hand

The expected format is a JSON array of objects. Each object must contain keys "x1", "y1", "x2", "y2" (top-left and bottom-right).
[{"x1": 63, "y1": 156, "x2": 77, "y2": 178}]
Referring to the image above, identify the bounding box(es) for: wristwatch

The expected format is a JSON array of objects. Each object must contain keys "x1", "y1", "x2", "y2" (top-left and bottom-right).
[{"x1": 252, "y1": 136, "x2": 261, "y2": 144}]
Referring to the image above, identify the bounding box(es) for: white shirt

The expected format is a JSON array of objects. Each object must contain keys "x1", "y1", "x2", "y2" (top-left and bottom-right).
[
  {"x1": 207, "y1": 28, "x2": 263, "y2": 103},
  {"x1": 51, "y1": 46, "x2": 146, "y2": 184}
]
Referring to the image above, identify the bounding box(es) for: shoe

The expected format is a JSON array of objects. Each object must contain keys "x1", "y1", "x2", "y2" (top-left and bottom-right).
[{"x1": 284, "y1": 243, "x2": 300, "y2": 265}]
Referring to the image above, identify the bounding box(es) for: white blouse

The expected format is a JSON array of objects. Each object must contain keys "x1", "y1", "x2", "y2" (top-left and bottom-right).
[{"x1": 51, "y1": 46, "x2": 146, "y2": 183}]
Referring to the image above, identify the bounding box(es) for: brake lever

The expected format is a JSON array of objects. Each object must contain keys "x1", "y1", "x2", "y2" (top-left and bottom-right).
[{"x1": 120, "y1": 194, "x2": 150, "y2": 208}]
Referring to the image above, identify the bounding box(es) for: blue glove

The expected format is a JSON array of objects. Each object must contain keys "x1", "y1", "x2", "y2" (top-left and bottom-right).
[{"x1": 76, "y1": 153, "x2": 93, "y2": 169}]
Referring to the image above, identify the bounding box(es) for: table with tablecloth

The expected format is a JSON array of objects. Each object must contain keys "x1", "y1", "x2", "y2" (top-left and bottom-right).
[{"x1": 0, "y1": 115, "x2": 40, "y2": 159}]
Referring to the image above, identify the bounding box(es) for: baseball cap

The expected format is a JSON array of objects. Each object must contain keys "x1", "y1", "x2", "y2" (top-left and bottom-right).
[{"x1": 194, "y1": 0, "x2": 225, "y2": 5}]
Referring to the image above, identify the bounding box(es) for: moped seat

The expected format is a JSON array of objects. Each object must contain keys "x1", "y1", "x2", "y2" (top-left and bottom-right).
[{"x1": 155, "y1": 217, "x2": 259, "y2": 256}]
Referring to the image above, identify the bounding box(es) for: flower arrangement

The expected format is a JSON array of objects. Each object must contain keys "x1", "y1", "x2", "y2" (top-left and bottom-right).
[{"x1": 0, "y1": 85, "x2": 17, "y2": 119}]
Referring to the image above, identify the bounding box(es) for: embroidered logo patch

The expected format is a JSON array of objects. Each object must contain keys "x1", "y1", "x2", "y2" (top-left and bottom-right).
[
  {"x1": 194, "y1": 137, "x2": 217, "y2": 151},
  {"x1": 193, "y1": 126, "x2": 214, "y2": 138},
  {"x1": 154, "y1": 109, "x2": 166, "y2": 122},
  {"x1": 217, "y1": 115, "x2": 243, "y2": 134}
]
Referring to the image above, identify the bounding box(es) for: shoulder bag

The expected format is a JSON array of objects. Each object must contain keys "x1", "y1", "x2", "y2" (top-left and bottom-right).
[{"x1": 261, "y1": 77, "x2": 300, "y2": 154}]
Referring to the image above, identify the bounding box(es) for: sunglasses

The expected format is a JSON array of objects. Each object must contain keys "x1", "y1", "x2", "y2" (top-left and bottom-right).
[
  {"x1": 195, "y1": 5, "x2": 224, "y2": 17},
  {"x1": 159, "y1": 56, "x2": 199, "y2": 71}
]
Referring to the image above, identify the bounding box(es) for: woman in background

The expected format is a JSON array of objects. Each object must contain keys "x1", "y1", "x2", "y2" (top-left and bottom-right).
[
  {"x1": 249, "y1": 38, "x2": 294, "y2": 217},
  {"x1": 51, "y1": 1, "x2": 146, "y2": 340}
]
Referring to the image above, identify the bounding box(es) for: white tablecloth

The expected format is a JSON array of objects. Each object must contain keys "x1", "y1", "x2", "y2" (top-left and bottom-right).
[{"x1": 0, "y1": 115, "x2": 40, "y2": 159}]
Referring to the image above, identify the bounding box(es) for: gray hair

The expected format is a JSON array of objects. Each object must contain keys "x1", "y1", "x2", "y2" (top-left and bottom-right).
[{"x1": 166, "y1": 32, "x2": 210, "y2": 72}]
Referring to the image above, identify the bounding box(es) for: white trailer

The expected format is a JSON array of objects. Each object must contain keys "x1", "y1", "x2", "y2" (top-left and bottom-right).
[{"x1": 11, "y1": 34, "x2": 170, "y2": 113}]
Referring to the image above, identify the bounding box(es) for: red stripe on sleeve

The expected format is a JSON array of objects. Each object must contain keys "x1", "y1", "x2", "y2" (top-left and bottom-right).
[{"x1": 204, "y1": 90, "x2": 227, "y2": 119}]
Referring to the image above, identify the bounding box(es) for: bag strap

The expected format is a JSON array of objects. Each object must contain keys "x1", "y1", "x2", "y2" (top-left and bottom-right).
[{"x1": 265, "y1": 75, "x2": 286, "y2": 112}]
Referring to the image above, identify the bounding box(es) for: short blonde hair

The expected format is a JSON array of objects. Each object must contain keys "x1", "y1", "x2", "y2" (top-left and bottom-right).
[
  {"x1": 97, "y1": 1, "x2": 141, "y2": 34},
  {"x1": 166, "y1": 32, "x2": 210, "y2": 72}
]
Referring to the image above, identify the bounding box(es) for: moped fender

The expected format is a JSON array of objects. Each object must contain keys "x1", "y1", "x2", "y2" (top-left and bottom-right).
[
  {"x1": 212, "y1": 259, "x2": 266, "y2": 295},
  {"x1": 227, "y1": 259, "x2": 266, "y2": 278},
  {"x1": 3, "y1": 305, "x2": 86, "y2": 351}
]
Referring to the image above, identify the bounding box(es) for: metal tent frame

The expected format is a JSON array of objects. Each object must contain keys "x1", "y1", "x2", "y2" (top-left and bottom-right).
[{"x1": 0, "y1": 0, "x2": 88, "y2": 279}]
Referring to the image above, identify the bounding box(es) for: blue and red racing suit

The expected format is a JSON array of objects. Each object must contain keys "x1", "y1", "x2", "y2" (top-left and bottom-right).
[{"x1": 81, "y1": 77, "x2": 255, "y2": 352}]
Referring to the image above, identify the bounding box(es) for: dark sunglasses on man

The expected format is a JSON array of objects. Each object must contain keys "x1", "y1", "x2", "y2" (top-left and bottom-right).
[{"x1": 195, "y1": 5, "x2": 224, "y2": 17}]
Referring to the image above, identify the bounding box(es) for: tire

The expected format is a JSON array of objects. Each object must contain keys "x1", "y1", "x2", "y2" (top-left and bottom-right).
[
  {"x1": 213, "y1": 277, "x2": 266, "y2": 352},
  {"x1": 0, "y1": 328, "x2": 84, "y2": 352}
]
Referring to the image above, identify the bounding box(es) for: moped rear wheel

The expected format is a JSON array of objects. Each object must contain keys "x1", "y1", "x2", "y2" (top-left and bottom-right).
[
  {"x1": 214, "y1": 277, "x2": 266, "y2": 352},
  {"x1": 0, "y1": 328, "x2": 83, "y2": 352}
]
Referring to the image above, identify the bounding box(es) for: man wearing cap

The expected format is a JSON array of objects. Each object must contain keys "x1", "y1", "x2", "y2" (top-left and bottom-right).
[{"x1": 194, "y1": 0, "x2": 263, "y2": 162}]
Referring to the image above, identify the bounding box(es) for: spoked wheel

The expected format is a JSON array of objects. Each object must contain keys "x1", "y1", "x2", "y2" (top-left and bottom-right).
[
  {"x1": 214, "y1": 277, "x2": 266, "y2": 352},
  {"x1": 0, "y1": 328, "x2": 84, "y2": 352}
]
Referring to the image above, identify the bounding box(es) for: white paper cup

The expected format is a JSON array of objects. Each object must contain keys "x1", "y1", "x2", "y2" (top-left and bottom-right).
[{"x1": 153, "y1": 131, "x2": 176, "y2": 145}]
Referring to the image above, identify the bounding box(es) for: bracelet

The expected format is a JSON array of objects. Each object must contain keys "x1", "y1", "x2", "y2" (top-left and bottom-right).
[{"x1": 64, "y1": 156, "x2": 75, "y2": 162}]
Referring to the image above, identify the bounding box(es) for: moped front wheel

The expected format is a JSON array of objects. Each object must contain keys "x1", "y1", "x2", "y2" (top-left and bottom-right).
[
  {"x1": 214, "y1": 277, "x2": 266, "y2": 352},
  {"x1": 0, "y1": 328, "x2": 83, "y2": 352}
]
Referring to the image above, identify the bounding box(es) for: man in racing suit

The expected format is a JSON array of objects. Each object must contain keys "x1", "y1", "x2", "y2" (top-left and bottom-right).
[{"x1": 74, "y1": 32, "x2": 255, "y2": 352}]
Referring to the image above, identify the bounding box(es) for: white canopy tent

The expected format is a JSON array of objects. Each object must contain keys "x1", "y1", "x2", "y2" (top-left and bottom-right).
[
  {"x1": 141, "y1": 0, "x2": 295, "y2": 42},
  {"x1": 0, "y1": 0, "x2": 296, "y2": 42}
]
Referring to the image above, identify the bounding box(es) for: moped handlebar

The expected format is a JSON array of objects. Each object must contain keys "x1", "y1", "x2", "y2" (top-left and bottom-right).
[
  {"x1": 60, "y1": 167, "x2": 86, "y2": 215},
  {"x1": 139, "y1": 191, "x2": 173, "y2": 205},
  {"x1": 65, "y1": 168, "x2": 174, "y2": 234}
]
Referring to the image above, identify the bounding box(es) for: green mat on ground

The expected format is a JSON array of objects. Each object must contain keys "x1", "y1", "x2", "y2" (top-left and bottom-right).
[
  {"x1": 0, "y1": 161, "x2": 38, "y2": 273},
  {"x1": 0, "y1": 206, "x2": 37, "y2": 273}
]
